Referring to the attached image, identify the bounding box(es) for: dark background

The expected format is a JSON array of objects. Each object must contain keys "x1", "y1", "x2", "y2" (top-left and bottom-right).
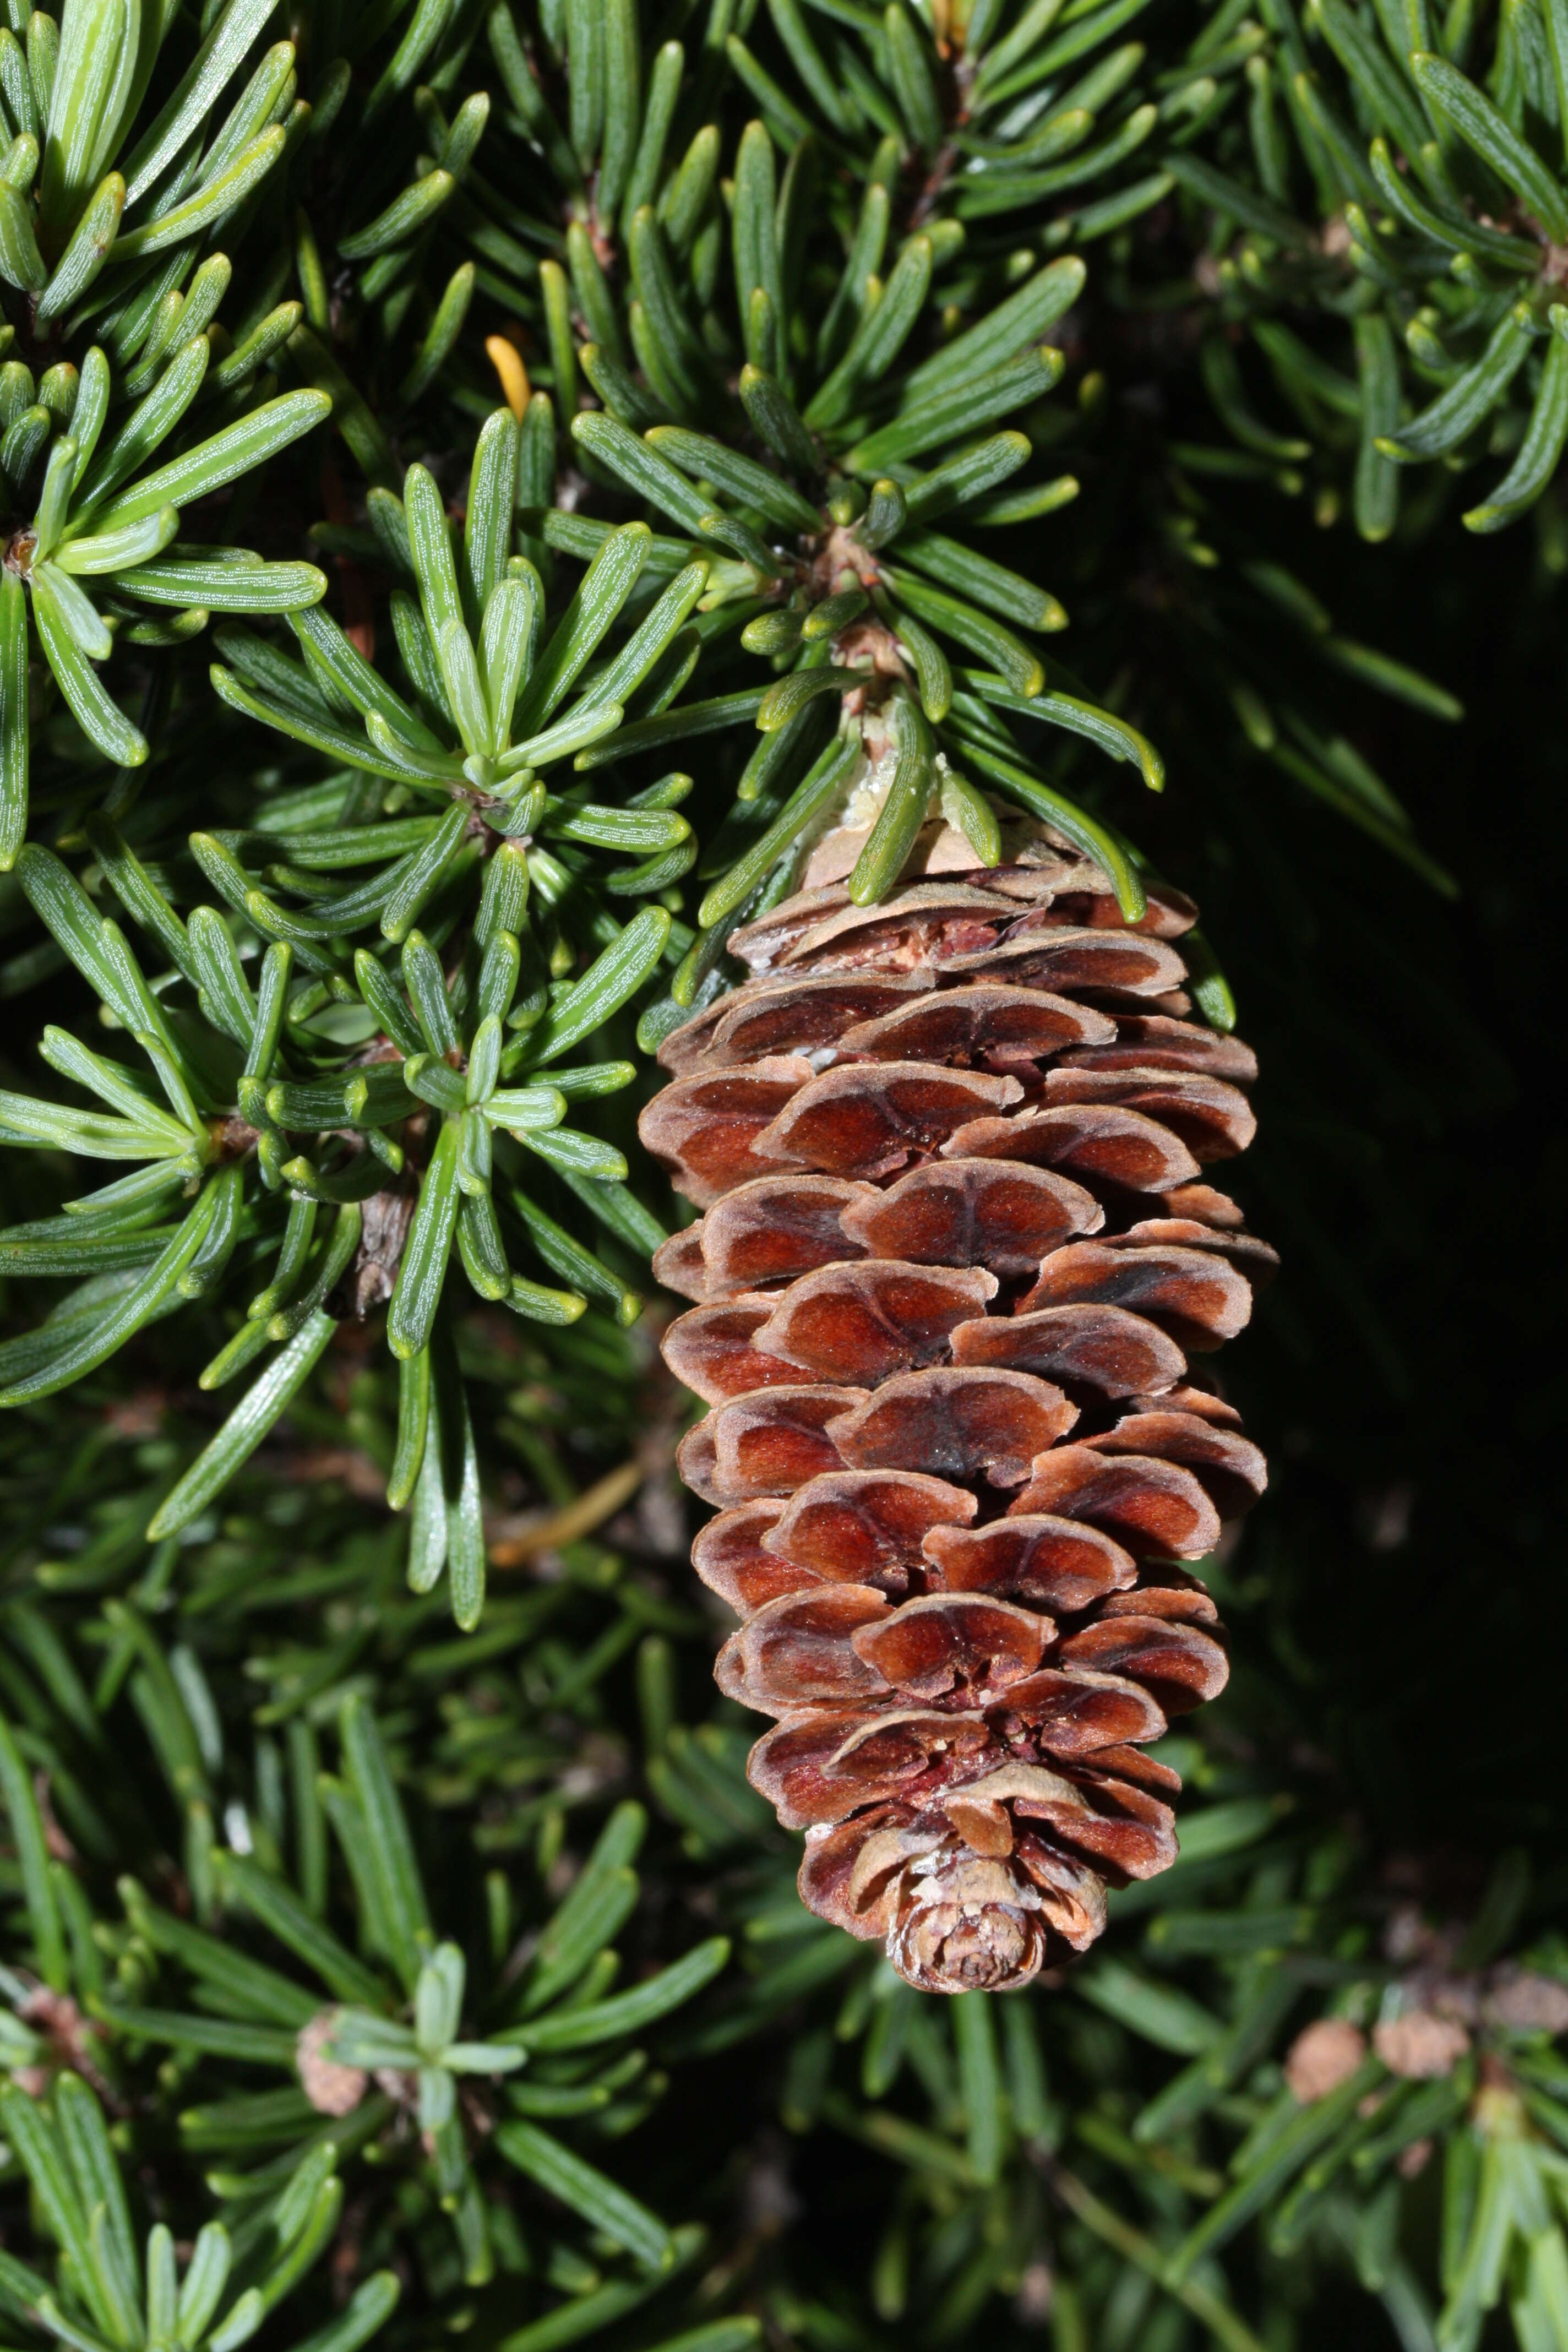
[{"x1": 1142, "y1": 503, "x2": 1566, "y2": 1876}]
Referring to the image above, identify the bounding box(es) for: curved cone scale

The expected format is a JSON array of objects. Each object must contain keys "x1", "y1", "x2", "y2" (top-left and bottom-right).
[
  {"x1": 1106, "y1": 1217, "x2": 1281, "y2": 1286},
  {"x1": 1010, "y1": 1444, "x2": 1223, "y2": 1558},
  {"x1": 840, "y1": 1158, "x2": 1103, "y2": 1274},
  {"x1": 1042, "y1": 1065, "x2": 1257, "y2": 1161},
  {"x1": 1017, "y1": 1240, "x2": 1255, "y2": 1349},
  {"x1": 1159, "y1": 1183, "x2": 1248, "y2": 1227},
  {"x1": 1058, "y1": 1613, "x2": 1231, "y2": 1712},
  {"x1": 934, "y1": 927, "x2": 1188, "y2": 995},
  {"x1": 752, "y1": 1259, "x2": 998, "y2": 1383},
  {"x1": 662, "y1": 1293, "x2": 823, "y2": 1403},
  {"x1": 942, "y1": 1102, "x2": 1204, "y2": 1191},
  {"x1": 695, "y1": 971, "x2": 929, "y2": 1066},
  {"x1": 1134, "y1": 1381, "x2": 1246, "y2": 1426},
  {"x1": 997, "y1": 1667, "x2": 1169, "y2": 1754},
  {"x1": 851, "y1": 1591, "x2": 1053, "y2": 1699},
  {"x1": 677, "y1": 1384, "x2": 865, "y2": 1505},
  {"x1": 1062, "y1": 1015, "x2": 1260, "y2": 1081},
  {"x1": 748, "y1": 1708, "x2": 993, "y2": 1829},
  {"x1": 751, "y1": 883, "x2": 1028, "y2": 972},
  {"x1": 950, "y1": 1301, "x2": 1190, "y2": 1398},
  {"x1": 691, "y1": 1500, "x2": 816, "y2": 1615},
  {"x1": 698, "y1": 1175, "x2": 875, "y2": 1297},
  {"x1": 922, "y1": 1514, "x2": 1137, "y2": 1610},
  {"x1": 1098, "y1": 1579, "x2": 1220, "y2": 1623},
  {"x1": 765, "y1": 1468, "x2": 978, "y2": 1586},
  {"x1": 830, "y1": 1365, "x2": 1078, "y2": 1485},
  {"x1": 1088, "y1": 1409, "x2": 1268, "y2": 1520},
  {"x1": 753, "y1": 1060, "x2": 1024, "y2": 1178},
  {"x1": 641, "y1": 846, "x2": 1272, "y2": 1992},
  {"x1": 836, "y1": 983, "x2": 1115, "y2": 1064},
  {"x1": 650, "y1": 1223, "x2": 711, "y2": 1303},
  {"x1": 1041, "y1": 880, "x2": 1199, "y2": 939},
  {"x1": 715, "y1": 1584, "x2": 892, "y2": 1712},
  {"x1": 639, "y1": 1056, "x2": 815, "y2": 1206}
]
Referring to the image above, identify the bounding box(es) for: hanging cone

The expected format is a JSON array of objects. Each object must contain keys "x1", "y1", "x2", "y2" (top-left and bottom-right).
[{"x1": 640, "y1": 805, "x2": 1273, "y2": 1994}]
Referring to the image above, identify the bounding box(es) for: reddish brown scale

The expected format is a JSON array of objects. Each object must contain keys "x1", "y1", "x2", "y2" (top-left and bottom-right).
[
  {"x1": 840, "y1": 1159, "x2": 1103, "y2": 1275},
  {"x1": 1087, "y1": 1411, "x2": 1268, "y2": 1521},
  {"x1": 836, "y1": 984, "x2": 1114, "y2": 1067},
  {"x1": 934, "y1": 927, "x2": 1188, "y2": 998},
  {"x1": 677, "y1": 1384, "x2": 865, "y2": 1505},
  {"x1": 662, "y1": 1293, "x2": 821, "y2": 1405},
  {"x1": 1044, "y1": 882, "x2": 1199, "y2": 938},
  {"x1": 1010, "y1": 1445, "x2": 1222, "y2": 1557},
  {"x1": 829, "y1": 1366, "x2": 1078, "y2": 1485},
  {"x1": 1042, "y1": 1065, "x2": 1257, "y2": 1161},
  {"x1": 753, "y1": 1261, "x2": 998, "y2": 1384},
  {"x1": 1060, "y1": 1014, "x2": 1259, "y2": 1081},
  {"x1": 765, "y1": 1469, "x2": 977, "y2": 1587},
  {"x1": 641, "y1": 840, "x2": 1272, "y2": 1993},
  {"x1": 941, "y1": 1102, "x2": 1202, "y2": 1192},
  {"x1": 1102, "y1": 1218, "x2": 1281, "y2": 1286},
  {"x1": 691, "y1": 1501, "x2": 804, "y2": 1614},
  {"x1": 1155, "y1": 1183, "x2": 1245, "y2": 1226},
  {"x1": 688, "y1": 1176, "x2": 874, "y2": 1298},
  {"x1": 650, "y1": 1224, "x2": 710, "y2": 1303},
  {"x1": 714, "y1": 1585, "x2": 892, "y2": 1711},
  {"x1": 639, "y1": 1057, "x2": 814, "y2": 1207},
  {"x1": 1017, "y1": 1239, "x2": 1255, "y2": 1349},
  {"x1": 756, "y1": 883, "x2": 1023, "y2": 973},
  {"x1": 754, "y1": 1061, "x2": 1023, "y2": 1178},
  {"x1": 922, "y1": 1515, "x2": 1137, "y2": 1611},
  {"x1": 1136, "y1": 1381, "x2": 1246, "y2": 1426},
  {"x1": 950, "y1": 1302, "x2": 1189, "y2": 1398},
  {"x1": 1057, "y1": 1614, "x2": 1230, "y2": 1711},
  {"x1": 676, "y1": 972, "x2": 929, "y2": 1069},
  {"x1": 852, "y1": 1590, "x2": 1052, "y2": 1698},
  {"x1": 1097, "y1": 1580, "x2": 1220, "y2": 1624}
]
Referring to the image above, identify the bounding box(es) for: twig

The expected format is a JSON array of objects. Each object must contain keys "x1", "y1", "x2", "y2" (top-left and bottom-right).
[{"x1": 488, "y1": 1458, "x2": 646, "y2": 1567}]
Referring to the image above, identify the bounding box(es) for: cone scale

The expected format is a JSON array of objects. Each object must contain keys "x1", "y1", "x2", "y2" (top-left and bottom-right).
[{"x1": 641, "y1": 804, "x2": 1273, "y2": 1994}]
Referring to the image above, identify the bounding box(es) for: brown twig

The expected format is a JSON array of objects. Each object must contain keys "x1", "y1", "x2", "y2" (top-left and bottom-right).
[{"x1": 488, "y1": 1457, "x2": 646, "y2": 1568}]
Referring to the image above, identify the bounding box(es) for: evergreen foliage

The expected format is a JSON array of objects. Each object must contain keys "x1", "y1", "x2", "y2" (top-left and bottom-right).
[
  {"x1": 1170, "y1": 0, "x2": 1568, "y2": 546},
  {"x1": 0, "y1": 1, "x2": 1561, "y2": 2349}
]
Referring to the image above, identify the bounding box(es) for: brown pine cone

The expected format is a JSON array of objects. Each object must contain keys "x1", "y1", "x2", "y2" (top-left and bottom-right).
[{"x1": 640, "y1": 825, "x2": 1273, "y2": 1995}]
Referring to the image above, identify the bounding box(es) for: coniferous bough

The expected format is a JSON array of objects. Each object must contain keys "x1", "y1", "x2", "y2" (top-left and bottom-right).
[
  {"x1": 0, "y1": 0, "x2": 334, "y2": 862},
  {"x1": 0, "y1": 0, "x2": 296, "y2": 319},
  {"x1": 560, "y1": 157, "x2": 1174, "y2": 1037},
  {"x1": 0, "y1": 0, "x2": 1460, "y2": 1611},
  {"x1": 413, "y1": 41, "x2": 1183, "y2": 1011},
  {"x1": 0, "y1": 1607, "x2": 729, "y2": 2312},
  {"x1": 0, "y1": 798, "x2": 673, "y2": 1629},
  {"x1": 0, "y1": 69, "x2": 1191, "y2": 1626},
  {"x1": 0, "y1": 367, "x2": 329, "y2": 848},
  {"x1": 0, "y1": 2068, "x2": 396, "y2": 2352},
  {"x1": 105, "y1": 1721, "x2": 728, "y2": 2291},
  {"x1": 725, "y1": 0, "x2": 1182, "y2": 239},
  {"x1": 0, "y1": 0, "x2": 557, "y2": 870},
  {"x1": 1073, "y1": 424, "x2": 1466, "y2": 889},
  {"x1": 1168, "y1": 0, "x2": 1568, "y2": 546}
]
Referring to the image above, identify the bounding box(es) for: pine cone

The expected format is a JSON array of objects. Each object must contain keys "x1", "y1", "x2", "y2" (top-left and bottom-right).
[{"x1": 640, "y1": 818, "x2": 1273, "y2": 1995}]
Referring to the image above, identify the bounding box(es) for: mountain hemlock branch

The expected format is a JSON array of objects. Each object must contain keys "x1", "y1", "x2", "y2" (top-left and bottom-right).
[
  {"x1": 1170, "y1": 0, "x2": 1568, "y2": 543},
  {"x1": 0, "y1": 3, "x2": 1560, "y2": 2352}
]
